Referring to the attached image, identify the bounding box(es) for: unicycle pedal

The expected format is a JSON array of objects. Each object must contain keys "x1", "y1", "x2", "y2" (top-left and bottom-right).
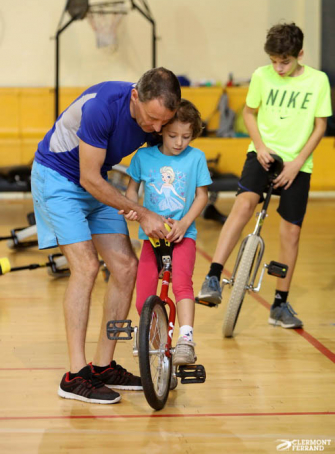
[
  {"x1": 267, "y1": 261, "x2": 288, "y2": 279},
  {"x1": 195, "y1": 296, "x2": 218, "y2": 308},
  {"x1": 106, "y1": 319, "x2": 134, "y2": 340},
  {"x1": 176, "y1": 364, "x2": 206, "y2": 384}
]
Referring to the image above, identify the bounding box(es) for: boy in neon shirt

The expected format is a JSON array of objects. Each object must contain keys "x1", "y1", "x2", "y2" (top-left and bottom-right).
[{"x1": 198, "y1": 23, "x2": 332, "y2": 328}]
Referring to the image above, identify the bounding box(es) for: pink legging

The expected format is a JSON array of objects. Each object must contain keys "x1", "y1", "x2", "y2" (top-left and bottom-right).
[{"x1": 136, "y1": 238, "x2": 196, "y2": 315}]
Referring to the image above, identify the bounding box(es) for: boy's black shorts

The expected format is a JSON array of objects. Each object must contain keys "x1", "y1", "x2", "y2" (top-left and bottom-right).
[{"x1": 236, "y1": 152, "x2": 311, "y2": 227}]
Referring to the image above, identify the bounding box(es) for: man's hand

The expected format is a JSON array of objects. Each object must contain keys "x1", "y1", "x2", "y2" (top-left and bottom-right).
[
  {"x1": 257, "y1": 146, "x2": 275, "y2": 171},
  {"x1": 273, "y1": 160, "x2": 301, "y2": 190},
  {"x1": 139, "y1": 209, "x2": 169, "y2": 239}
]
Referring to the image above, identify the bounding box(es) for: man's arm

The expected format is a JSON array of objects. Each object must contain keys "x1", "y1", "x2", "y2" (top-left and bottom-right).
[
  {"x1": 273, "y1": 117, "x2": 327, "y2": 190},
  {"x1": 119, "y1": 177, "x2": 140, "y2": 221},
  {"x1": 79, "y1": 140, "x2": 168, "y2": 238},
  {"x1": 125, "y1": 177, "x2": 140, "y2": 204}
]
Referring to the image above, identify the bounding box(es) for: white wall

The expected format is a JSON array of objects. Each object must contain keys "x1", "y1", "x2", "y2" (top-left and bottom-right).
[{"x1": 0, "y1": 0, "x2": 321, "y2": 87}]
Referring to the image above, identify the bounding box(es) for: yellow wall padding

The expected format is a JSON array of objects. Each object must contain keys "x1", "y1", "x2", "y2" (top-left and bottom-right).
[{"x1": 0, "y1": 87, "x2": 334, "y2": 191}]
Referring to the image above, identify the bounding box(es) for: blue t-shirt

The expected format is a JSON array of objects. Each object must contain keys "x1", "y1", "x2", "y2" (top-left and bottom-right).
[
  {"x1": 34, "y1": 82, "x2": 150, "y2": 185},
  {"x1": 127, "y1": 145, "x2": 212, "y2": 240}
]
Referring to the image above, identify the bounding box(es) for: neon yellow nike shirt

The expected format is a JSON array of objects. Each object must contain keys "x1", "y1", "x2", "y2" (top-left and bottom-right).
[{"x1": 246, "y1": 65, "x2": 332, "y2": 173}]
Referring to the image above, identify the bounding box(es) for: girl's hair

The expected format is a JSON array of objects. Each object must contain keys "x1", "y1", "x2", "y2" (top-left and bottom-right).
[
  {"x1": 264, "y1": 22, "x2": 304, "y2": 58},
  {"x1": 165, "y1": 98, "x2": 203, "y2": 139}
]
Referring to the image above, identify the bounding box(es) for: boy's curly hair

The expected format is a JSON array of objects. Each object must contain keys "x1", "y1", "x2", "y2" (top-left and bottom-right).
[
  {"x1": 264, "y1": 23, "x2": 304, "y2": 58},
  {"x1": 165, "y1": 98, "x2": 203, "y2": 140}
]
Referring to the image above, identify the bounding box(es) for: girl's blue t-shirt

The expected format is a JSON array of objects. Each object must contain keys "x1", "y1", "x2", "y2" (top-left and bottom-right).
[
  {"x1": 127, "y1": 145, "x2": 212, "y2": 240},
  {"x1": 34, "y1": 82, "x2": 149, "y2": 185}
]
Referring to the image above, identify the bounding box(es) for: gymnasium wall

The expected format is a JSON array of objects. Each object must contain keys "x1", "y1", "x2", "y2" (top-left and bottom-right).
[
  {"x1": 0, "y1": 0, "x2": 321, "y2": 86},
  {"x1": 1, "y1": 0, "x2": 334, "y2": 191}
]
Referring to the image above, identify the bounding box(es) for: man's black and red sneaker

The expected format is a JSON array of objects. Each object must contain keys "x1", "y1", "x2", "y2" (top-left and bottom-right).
[
  {"x1": 58, "y1": 365, "x2": 121, "y2": 404},
  {"x1": 90, "y1": 361, "x2": 143, "y2": 390}
]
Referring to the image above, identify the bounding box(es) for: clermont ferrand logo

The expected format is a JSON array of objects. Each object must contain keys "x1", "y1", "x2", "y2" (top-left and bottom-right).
[
  {"x1": 275, "y1": 439, "x2": 332, "y2": 451},
  {"x1": 276, "y1": 440, "x2": 293, "y2": 451}
]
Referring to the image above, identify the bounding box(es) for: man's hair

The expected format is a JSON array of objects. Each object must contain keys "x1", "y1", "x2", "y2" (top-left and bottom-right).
[
  {"x1": 264, "y1": 23, "x2": 304, "y2": 58},
  {"x1": 165, "y1": 98, "x2": 203, "y2": 139},
  {"x1": 136, "y1": 67, "x2": 181, "y2": 111}
]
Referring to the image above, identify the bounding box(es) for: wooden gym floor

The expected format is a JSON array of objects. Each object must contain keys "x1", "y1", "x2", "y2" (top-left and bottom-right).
[{"x1": 0, "y1": 195, "x2": 334, "y2": 454}]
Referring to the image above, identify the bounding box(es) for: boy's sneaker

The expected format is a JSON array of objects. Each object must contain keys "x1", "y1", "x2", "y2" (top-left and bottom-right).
[
  {"x1": 90, "y1": 361, "x2": 143, "y2": 390},
  {"x1": 196, "y1": 275, "x2": 222, "y2": 306},
  {"x1": 173, "y1": 338, "x2": 197, "y2": 366},
  {"x1": 58, "y1": 365, "x2": 121, "y2": 404},
  {"x1": 268, "y1": 302, "x2": 303, "y2": 329}
]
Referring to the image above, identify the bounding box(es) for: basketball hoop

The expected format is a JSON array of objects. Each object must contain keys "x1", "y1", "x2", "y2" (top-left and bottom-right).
[{"x1": 87, "y1": 1, "x2": 128, "y2": 51}]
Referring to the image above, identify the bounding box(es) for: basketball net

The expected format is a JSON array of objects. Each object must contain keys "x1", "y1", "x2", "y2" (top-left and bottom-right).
[{"x1": 87, "y1": 2, "x2": 127, "y2": 52}]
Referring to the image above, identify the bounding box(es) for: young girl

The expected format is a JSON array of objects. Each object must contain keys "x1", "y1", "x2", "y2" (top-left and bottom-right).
[{"x1": 122, "y1": 99, "x2": 212, "y2": 366}]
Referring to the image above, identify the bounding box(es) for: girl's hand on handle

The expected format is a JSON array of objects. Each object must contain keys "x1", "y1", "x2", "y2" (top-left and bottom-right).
[{"x1": 166, "y1": 218, "x2": 187, "y2": 243}]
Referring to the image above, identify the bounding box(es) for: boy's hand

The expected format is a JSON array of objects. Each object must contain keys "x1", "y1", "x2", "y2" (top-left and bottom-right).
[
  {"x1": 166, "y1": 218, "x2": 187, "y2": 243},
  {"x1": 273, "y1": 160, "x2": 301, "y2": 190},
  {"x1": 118, "y1": 209, "x2": 138, "y2": 221},
  {"x1": 257, "y1": 147, "x2": 275, "y2": 171}
]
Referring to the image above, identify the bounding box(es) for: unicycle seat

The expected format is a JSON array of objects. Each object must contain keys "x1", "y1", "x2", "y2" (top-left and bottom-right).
[
  {"x1": 149, "y1": 234, "x2": 174, "y2": 277},
  {"x1": 263, "y1": 154, "x2": 284, "y2": 197},
  {"x1": 268, "y1": 154, "x2": 284, "y2": 180}
]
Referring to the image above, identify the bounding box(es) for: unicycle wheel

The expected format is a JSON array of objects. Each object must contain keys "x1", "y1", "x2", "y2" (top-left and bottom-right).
[
  {"x1": 138, "y1": 295, "x2": 171, "y2": 410},
  {"x1": 223, "y1": 234, "x2": 259, "y2": 338}
]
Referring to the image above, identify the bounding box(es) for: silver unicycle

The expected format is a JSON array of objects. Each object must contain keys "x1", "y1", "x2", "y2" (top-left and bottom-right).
[{"x1": 222, "y1": 154, "x2": 289, "y2": 337}]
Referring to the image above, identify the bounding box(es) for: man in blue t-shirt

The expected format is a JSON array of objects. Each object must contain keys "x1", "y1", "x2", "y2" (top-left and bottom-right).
[{"x1": 31, "y1": 67, "x2": 181, "y2": 404}]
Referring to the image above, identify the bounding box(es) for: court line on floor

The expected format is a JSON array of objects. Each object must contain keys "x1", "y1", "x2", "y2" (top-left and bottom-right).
[
  {"x1": 0, "y1": 430, "x2": 334, "y2": 440},
  {"x1": 1, "y1": 411, "x2": 334, "y2": 421},
  {"x1": 196, "y1": 246, "x2": 335, "y2": 364},
  {"x1": 0, "y1": 368, "x2": 65, "y2": 371}
]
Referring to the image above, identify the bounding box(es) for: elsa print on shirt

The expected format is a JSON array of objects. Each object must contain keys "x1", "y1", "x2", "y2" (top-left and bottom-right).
[{"x1": 149, "y1": 166, "x2": 186, "y2": 211}]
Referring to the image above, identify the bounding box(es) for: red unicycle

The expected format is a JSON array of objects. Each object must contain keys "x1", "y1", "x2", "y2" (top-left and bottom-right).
[{"x1": 107, "y1": 229, "x2": 206, "y2": 410}]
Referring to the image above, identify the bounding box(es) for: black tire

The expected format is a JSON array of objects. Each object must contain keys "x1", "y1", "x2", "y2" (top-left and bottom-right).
[
  {"x1": 223, "y1": 235, "x2": 259, "y2": 338},
  {"x1": 138, "y1": 295, "x2": 171, "y2": 410}
]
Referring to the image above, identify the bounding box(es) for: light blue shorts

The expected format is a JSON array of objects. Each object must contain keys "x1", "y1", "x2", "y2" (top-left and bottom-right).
[{"x1": 31, "y1": 161, "x2": 128, "y2": 249}]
